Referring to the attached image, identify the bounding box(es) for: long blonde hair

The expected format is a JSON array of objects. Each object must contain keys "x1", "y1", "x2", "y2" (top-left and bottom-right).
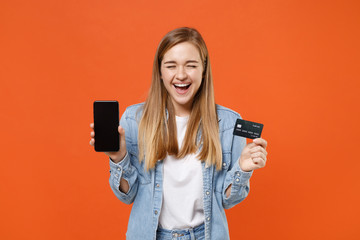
[{"x1": 138, "y1": 27, "x2": 222, "y2": 171}]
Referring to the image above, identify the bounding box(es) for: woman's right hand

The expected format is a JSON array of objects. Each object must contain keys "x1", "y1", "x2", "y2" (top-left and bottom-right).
[{"x1": 89, "y1": 123, "x2": 127, "y2": 163}]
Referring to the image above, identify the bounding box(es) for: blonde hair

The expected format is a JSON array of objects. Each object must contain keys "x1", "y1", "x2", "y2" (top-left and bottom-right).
[{"x1": 138, "y1": 27, "x2": 222, "y2": 171}]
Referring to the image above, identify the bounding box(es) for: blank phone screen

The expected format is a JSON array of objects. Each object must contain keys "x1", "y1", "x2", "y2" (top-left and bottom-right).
[{"x1": 93, "y1": 101, "x2": 119, "y2": 152}]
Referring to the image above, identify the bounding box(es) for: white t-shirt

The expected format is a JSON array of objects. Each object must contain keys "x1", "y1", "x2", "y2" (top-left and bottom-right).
[{"x1": 159, "y1": 115, "x2": 205, "y2": 230}]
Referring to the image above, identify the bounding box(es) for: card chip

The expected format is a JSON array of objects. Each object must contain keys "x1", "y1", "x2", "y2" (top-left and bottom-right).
[{"x1": 233, "y1": 119, "x2": 263, "y2": 139}]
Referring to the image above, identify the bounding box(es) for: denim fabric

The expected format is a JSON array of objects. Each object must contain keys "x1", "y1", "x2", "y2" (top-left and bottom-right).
[
  {"x1": 157, "y1": 223, "x2": 205, "y2": 240},
  {"x1": 109, "y1": 103, "x2": 253, "y2": 240}
]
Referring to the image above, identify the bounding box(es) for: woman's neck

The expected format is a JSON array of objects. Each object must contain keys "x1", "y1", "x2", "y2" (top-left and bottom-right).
[{"x1": 172, "y1": 102, "x2": 192, "y2": 117}]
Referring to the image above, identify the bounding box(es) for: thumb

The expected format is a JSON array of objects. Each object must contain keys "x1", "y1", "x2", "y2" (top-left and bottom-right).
[{"x1": 118, "y1": 125, "x2": 126, "y2": 151}]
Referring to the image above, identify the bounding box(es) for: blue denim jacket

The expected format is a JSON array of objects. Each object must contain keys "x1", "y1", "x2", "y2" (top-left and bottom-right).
[{"x1": 109, "y1": 103, "x2": 253, "y2": 240}]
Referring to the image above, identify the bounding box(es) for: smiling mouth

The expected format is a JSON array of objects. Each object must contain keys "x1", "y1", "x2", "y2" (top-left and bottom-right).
[{"x1": 173, "y1": 83, "x2": 191, "y2": 90}]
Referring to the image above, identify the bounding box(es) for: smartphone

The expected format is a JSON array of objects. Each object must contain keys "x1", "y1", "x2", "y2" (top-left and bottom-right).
[{"x1": 93, "y1": 101, "x2": 119, "y2": 152}]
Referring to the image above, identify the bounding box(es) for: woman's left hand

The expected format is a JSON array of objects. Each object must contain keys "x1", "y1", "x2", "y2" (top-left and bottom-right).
[{"x1": 239, "y1": 138, "x2": 268, "y2": 172}]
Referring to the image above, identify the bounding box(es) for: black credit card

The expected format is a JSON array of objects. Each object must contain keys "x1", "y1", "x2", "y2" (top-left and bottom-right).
[{"x1": 233, "y1": 119, "x2": 263, "y2": 139}]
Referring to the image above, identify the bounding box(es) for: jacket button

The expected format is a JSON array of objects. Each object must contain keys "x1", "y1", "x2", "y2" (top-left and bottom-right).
[
  {"x1": 206, "y1": 191, "x2": 210, "y2": 195},
  {"x1": 156, "y1": 184, "x2": 160, "y2": 188},
  {"x1": 154, "y1": 210, "x2": 158, "y2": 215},
  {"x1": 236, "y1": 178, "x2": 240, "y2": 182},
  {"x1": 117, "y1": 167, "x2": 121, "y2": 171},
  {"x1": 115, "y1": 173, "x2": 119, "y2": 177},
  {"x1": 236, "y1": 172, "x2": 240, "y2": 177},
  {"x1": 223, "y1": 163, "x2": 226, "y2": 167},
  {"x1": 207, "y1": 217, "x2": 211, "y2": 221}
]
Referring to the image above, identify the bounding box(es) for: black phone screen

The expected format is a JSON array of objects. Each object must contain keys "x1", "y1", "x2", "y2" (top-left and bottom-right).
[{"x1": 93, "y1": 101, "x2": 119, "y2": 152}]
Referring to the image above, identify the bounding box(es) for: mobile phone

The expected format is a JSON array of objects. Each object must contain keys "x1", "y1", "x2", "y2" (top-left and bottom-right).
[{"x1": 93, "y1": 101, "x2": 119, "y2": 152}]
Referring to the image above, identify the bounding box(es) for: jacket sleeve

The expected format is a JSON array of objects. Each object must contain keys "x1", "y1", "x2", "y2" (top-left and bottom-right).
[
  {"x1": 108, "y1": 108, "x2": 139, "y2": 205},
  {"x1": 222, "y1": 130, "x2": 253, "y2": 209}
]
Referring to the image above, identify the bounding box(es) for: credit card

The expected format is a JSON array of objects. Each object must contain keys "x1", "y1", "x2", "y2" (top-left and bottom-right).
[{"x1": 233, "y1": 119, "x2": 263, "y2": 139}]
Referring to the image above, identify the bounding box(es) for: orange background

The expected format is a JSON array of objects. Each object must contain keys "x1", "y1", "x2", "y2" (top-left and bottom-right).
[{"x1": 1, "y1": 0, "x2": 359, "y2": 239}]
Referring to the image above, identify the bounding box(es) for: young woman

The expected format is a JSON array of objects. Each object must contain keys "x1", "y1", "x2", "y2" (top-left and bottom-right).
[{"x1": 90, "y1": 27, "x2": 268, "y2": 240}]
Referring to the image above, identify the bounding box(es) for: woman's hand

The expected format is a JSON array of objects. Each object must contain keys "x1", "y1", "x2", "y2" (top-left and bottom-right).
[
  {"x1": 89, "y1": 123, "x2": 127, "y2": 163},
  {"x1": 239, "y1": 138, "x2": 268, "y2": 172}
]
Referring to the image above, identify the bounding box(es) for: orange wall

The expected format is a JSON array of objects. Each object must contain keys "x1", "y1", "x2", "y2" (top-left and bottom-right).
[{"x1": 0, "y1": 0, "x2": 359, "y2": 239}]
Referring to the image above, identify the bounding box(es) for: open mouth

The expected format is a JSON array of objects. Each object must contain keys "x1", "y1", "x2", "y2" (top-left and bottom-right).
[{"x1": 173, "y1": 83, "x2": 191, "y2": 91}]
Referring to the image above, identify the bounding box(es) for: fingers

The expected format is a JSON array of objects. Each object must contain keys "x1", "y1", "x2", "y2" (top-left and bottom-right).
[
  {"x1": 90, "y1": 123, "x2": 94, "y2": 146},
  {"x1": 251, "y1": 151, "x2": 266, "y2": 160},
  {"x1": 118, "y1": 125, "x2": 126, "y2": 148},
  {"x1": 89, "y1": 131, "x2": 95, "y2": 146},
  {"x1": 250, "y1": 145, "x2": 267, "y2": 156},
  {"x1": 240, "y1": 138, "x2": 268, "y2": 171},
  {"x1": 249, "y1": 139, "x2": 268, "y2": 167},
  {"x1": 89, "y1": 123, "x2": 127, "y2": 162},
  {"x1": 253, "y1": 138, "x2": 267, "y2": 149},
  {"x1": 251, "y1": 152, "x2": 267, "y2": 165},
  {"x1": 118, "y1": 125, "x2": 125, "y2": 135},
  {"x1": 252, "y1": 157, "x2": 266, "y2": 167}
]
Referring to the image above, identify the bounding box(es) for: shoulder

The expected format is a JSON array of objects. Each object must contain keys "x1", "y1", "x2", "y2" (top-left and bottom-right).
[
  {"x1": 216, "y1": 104, "x2": 242, "y2": 132},
  {"x1": 120, "y1": 103, "x2": 144, "y2": 143},
  {"x1": 123, "y1": 102, "x2": 145, "y2": 122},
  {"x1": 216, "y1": 104, "x2": 241, "y2": 118}
]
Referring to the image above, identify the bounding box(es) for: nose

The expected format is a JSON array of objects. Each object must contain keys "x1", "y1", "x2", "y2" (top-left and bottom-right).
[{"x1": 176, "y1": 66, "x2": 187, "y2": 80}]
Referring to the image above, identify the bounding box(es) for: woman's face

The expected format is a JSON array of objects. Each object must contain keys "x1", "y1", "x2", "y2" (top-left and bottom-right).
[{"x1": 160, "y1": 42, "x2": 204, "y2": 116}]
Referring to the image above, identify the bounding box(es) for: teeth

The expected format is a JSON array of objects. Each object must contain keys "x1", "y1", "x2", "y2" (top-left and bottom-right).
[{"x1": 174, "y1": 83, "x2": 190, "y2": 87}]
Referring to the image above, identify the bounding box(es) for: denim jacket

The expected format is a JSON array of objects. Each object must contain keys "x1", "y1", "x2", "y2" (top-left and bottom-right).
[{"x1": 109, "y1": 103, "x2": 253, "y2": 240}]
